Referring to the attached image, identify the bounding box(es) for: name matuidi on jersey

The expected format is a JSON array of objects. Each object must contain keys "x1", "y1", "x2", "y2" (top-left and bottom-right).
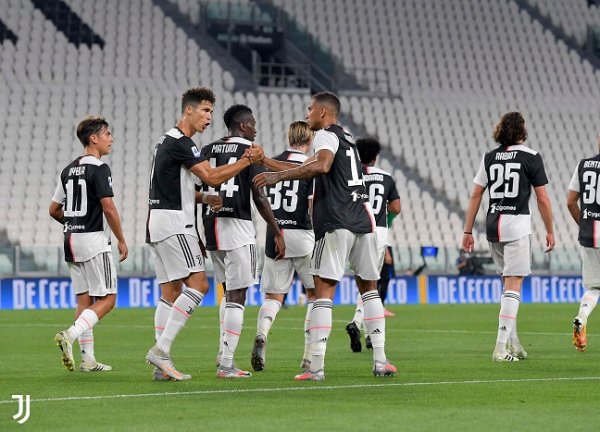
[
  {"x1": 212, "y1": 144, "x2": 239, "y2": 153},
  {"x1": 495, "y1": 152, "x2": 517, "y2": 160}
]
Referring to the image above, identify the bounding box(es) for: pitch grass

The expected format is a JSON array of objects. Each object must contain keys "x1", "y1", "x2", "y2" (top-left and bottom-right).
[{"x1": 1, "y1": 304, "x2": 600, "y2": 431}]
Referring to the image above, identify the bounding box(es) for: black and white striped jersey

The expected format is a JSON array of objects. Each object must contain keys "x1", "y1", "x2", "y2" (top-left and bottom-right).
[
  {"x1": 146, "y1": 127, "x2": 205, "y2": 243},
  {"x1": 312, "y1": 124, "x2": 375, "y2": 240},
  {"x1": 52, "y1": 155, "x2": 114, "y2": 262},
  {"x1": 569, "y1": 154, "x2": 600, "y2": 248},
  {"x1": 473, "y1": 144, "x2": 548, "y2": 242},
  {"x1": 363, "y1": 165, "x2": 399, "y2": 247},
  {"x1": 264, "y1": 149, "x2": 314, "y2": 259},
  {"x1": 201, "y1": 136, "x2": 264, "y2": 250}
]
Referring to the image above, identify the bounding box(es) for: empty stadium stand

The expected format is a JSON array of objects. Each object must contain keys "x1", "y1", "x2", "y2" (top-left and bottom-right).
[{"x1": 0, "y1": 0, "x2": 598, "y2": 275}]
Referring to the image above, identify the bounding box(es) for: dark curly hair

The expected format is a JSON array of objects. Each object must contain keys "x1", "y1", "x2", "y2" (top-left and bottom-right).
[
  {"x1": 492, "y1": 112, "x2": 527, "y2": 146},
  {"x1": 356, "y1": 137, "x2": 381, "y2": 164},
  {"x1": 223, "y1": 104, "x2": 253, "y2": 129},
  {"x1": 181, "y1": 87, "x2": 215, "y2": 113}
]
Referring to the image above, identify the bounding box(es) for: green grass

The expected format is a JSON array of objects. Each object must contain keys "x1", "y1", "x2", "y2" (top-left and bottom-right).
[{"x1": 2, "y1": 304, "x2": 600, "y2": 431}]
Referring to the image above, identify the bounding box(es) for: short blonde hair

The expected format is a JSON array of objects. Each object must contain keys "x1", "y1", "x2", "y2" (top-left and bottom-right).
[{"x1": 288, "y1": 120, "x2": 312, "y2": 147}]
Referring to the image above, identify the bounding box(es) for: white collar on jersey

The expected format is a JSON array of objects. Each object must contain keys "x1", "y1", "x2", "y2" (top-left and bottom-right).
[{"x1": 223, "y1": 136, "x2": 252, "y2": 145}]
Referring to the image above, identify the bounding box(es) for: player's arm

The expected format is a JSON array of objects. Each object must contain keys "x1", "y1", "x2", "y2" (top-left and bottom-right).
[
  {"x1": 534, "y1": 185, "x2": 555, "y2": 252},
  {"x1": 566, "y1": 190, "x2": 580, "y2": 225},
  {"x1": 462, "y1": 184, "x2": 485, "y2": 253},
  {"x1": 49, "y1": 201, "x2": 65, "y2": 224},
  {"x1": 100, "y1": 197, "x2": 128, "y2": 262},
  {"x1": 195, "y1": 190, "x2": 223, "y2": 212},
  {"x1": 387, "y1": 198, "x2": 401, "y2": 215},
  {"x1": 251, "y1": 183, "x2": 285, "y2": 260},
  {"x1": 191, "y1": 158, "x2": 250, "y2": 188},
  {"x1": 254, "y1": 150, "x2": 333, "y2": 188}
]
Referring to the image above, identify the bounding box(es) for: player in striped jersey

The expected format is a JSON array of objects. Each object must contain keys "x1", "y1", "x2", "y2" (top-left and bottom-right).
[
  {"x1": 255, "y1": 92, "x2": 396, "y2": 380},
  {"x1": 50, "y1": 116, "x2": 128, "y2": 373},
  {"x1": 345, "y1": 138, "x2": 400, "y2": 353},
  {"x1": 567, "y1": 133, "x2": 600, "y2": 352},
  {"x1": 201, "y1": 104, "x2": 284, "y2": 379},
  {"x1": 463, "y1": 112, "x2": 555, "y2": 362},
  {"x1": 146, "y1": 89, "x2": 264, "y2": 381},
  {"x1": 251, "y1": 120, "x2": 315, "y2": 372}
]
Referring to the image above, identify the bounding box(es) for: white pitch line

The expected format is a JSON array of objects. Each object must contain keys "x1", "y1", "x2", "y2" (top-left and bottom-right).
[
  {"x1": 1, "y1": 376, "x2": 599, "y2": 405},
  {"x1": 0, "y1": 321, "x2": 580, "y2": 336}
]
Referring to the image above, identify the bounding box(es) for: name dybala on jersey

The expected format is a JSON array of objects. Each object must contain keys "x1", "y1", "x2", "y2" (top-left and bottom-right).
[
  {"x1": 363, "y1": 166, "x2": 400, "y2": 247},
  {"x1": 312, "y1": 124, "x2": 375, "y2": 240},
  {"x1": 146, "y1": 127, "x2": 205, "y2": 243},
  {"x1": 52, "y1": 155, "x2": 114, "y2": 262},
  {"x1": 474, "y1": 144, "x2": 548, "y2": 243},
  {"x1": 264, "y1": 149, "x2": 314, "y2": 259},
  {"x1": 569, "y1": 154, "x2": 600, "y2": 247},
  {"x1": 201, "y1": 136, "x2": 263, "y2": 251}
]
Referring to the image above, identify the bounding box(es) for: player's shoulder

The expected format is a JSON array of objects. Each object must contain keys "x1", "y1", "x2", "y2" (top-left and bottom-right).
[
  {"x1": 281, "y1": 149, "x2": 308, "y2": 164},
  {"x1": 507, "y1": 144, "x2": 539, "y2": 156},
  {"x1": 164, "y1": 127, "x2": 192, "y2": 145},
  {"x1": 365, "y1": 166, "x2": 392, "y2": 177},
  {"x1": 79, "y1": 155, "x2": 105, "y2": 167}
]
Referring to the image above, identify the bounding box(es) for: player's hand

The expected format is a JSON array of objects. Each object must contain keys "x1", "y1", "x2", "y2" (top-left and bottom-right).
[
  {"x1": 462, "y1": 233, "x2": 474, "y2": 253},
  {"x1": 205, "y1": 194, "x2": 223, "y2": 212},
  {"x1": 274, "y1": 233, "x2": 285, "y2": 260},
  {"x1": 118, "y1": 240, "x2": 128, "y2": 262},
  {"x1": 244, "y1": 144, "x2": 264, "y2": 164},
  {"x1": 545, "y1": 232, "x2": 555, "y2": 252},
  {"x1": 253, "y1": 172, "x2": 280, "y2": 188}
]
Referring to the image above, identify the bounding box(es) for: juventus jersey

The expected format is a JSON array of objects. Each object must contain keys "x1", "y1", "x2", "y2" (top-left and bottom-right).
[
  {"x1": 363, "y1": 165, "x2": 400, "y2": 247},
  {"x1": 201, "y1": 136, "x2": 263, "y2": 250},
  {"x1": 569, "y1": 155, "x2": 600, "y2": 248},
  {"x1": 146, "y1": 127, "x2": 205, "y2": 243},
  {"x1": 52, "y1": 155, "x2": 114, "y2": 262},
  {"x1": 312, "y1": 124, "x2": 375, "y2": 240},
  {"x1": 474, "y1": 144, "x2": 548, "y2": 243},
  {"x1": 264, "y1": 149, "x2": 314, "y2": 259}
]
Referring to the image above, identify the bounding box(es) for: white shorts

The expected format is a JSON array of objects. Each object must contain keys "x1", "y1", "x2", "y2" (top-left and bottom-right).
[
  {"x1": 311, "y1": 229, "x2": 380, "y2": 281},
  {"x1": 261, "y1": 255, "x2": 314, "y2": 294},
  {"x1": 489, "y1": 235, "x2": 531, "y2": 277},
  {"x1": 377, "y1": 242, "x2": 386, "y2": 274},
  {"x1": 68, "y1": 252, "x2": 117, "y2": 297},
  {"x1": 581, "y1": 246, "x2": 600, "y2": 288},
  {"x1": 210, "y1": 244, "x2": 258, "y2": 290},
  {"x1": 149, "y1": 234, "x2": 205, "y2": 284}
]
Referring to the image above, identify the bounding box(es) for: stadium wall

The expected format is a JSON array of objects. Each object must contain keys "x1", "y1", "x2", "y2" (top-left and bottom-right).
[{"x1": 0, "y1": 275, "x2": 585, "y2": 310}]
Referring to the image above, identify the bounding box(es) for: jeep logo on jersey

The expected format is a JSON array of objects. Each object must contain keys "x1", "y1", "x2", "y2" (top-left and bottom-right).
[{"x1": 191, "y1": 146, "x2": 201, "y2": 158}]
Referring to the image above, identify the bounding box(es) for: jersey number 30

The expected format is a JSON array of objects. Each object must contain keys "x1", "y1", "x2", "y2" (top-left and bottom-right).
[{"x1": 489, "y1": 163, "x2": 521, "y2": 199}]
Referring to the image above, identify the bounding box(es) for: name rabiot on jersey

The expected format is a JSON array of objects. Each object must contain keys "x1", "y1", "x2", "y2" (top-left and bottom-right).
[
  {"x1": 473, "y1": 144, "x2": 548, "y2": 242},
  {"x1": 52, "y1": 155, "x2": 114, "y2": 262},
  {"x1": 264, "y1": 149, "x2": 314, "y2": 259},
  {"x1": 312, "y1": 124, "x2": 375, "y2": 240},
  {"x1": 569, "y1": 154, "x2": 600, "y2": 247}
]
